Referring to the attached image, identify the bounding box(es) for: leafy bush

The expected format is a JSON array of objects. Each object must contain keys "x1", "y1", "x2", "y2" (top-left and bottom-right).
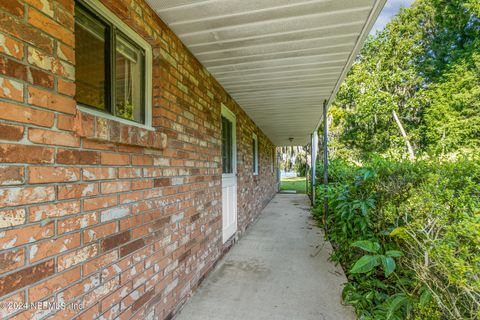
[{"x1": 313, "y1": 156, "x2": 480, "y2": 319}]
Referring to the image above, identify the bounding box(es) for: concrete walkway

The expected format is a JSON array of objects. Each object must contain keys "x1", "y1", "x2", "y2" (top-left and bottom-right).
[{"x1": 175, "y1": 193, "x2": 356, "y2": 320}]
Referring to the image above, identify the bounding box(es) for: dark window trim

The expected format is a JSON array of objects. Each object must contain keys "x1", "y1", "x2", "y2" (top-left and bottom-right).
[{"x1": 75, "y1": 0, "x2": 146, "y2": 125}]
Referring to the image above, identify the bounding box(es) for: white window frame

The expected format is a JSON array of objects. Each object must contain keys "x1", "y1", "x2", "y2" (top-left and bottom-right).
[
  {"x1": 252, "y1": 133, "x2": 259, "y2": 176},
  {"x1": 75, "y1": 0, "x2": 153, "y2": 130}
]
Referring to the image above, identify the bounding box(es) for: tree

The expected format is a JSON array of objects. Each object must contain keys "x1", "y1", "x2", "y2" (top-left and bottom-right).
[{"x1": 329, "y1": 0, "x2": 480, "y2": 159}]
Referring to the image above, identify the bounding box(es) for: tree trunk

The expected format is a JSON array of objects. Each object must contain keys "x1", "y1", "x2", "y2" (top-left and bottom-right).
[{"x1": 392, "y1": 110, "x2": 415, "y2": 161}]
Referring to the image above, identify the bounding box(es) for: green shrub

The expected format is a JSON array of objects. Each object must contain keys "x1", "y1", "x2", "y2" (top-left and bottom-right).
[{"x1": 313, "y1": 156, "x2": 480, "y2": 319}]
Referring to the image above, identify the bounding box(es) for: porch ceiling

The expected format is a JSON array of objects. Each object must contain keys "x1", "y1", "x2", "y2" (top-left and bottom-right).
[{"x1": 147, "y1": 0, "x2": 386, "y2": 146}]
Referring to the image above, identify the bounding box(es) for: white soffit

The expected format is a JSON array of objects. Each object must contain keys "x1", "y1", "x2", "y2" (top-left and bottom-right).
[{"x1": 147, "y1": 0, "x2": 386, "y2": 145}]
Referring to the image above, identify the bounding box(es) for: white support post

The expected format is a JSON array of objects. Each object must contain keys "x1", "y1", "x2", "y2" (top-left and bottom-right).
[
  {"x1": 311, "y1": 131, "x2": 318, "y2": 205},
  {"x1": 322, "y1": 100, "x2": 329, "y2": 231}
]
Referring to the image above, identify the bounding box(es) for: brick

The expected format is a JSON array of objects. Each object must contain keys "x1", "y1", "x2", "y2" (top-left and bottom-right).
[
  {"x1": 28, "y1": 166, "x2": 80, "y2": 183},
  {"x1": 28, "y1": 86, "x2": 76, "y2": 114},
  {"x1": 83, "y1": 221, "x2": 116, "y2": 243},
  {"x1": 28, "y1": 8, "x2": 73, "y2": 46},
  {"x1": 29, "y1": 67, "x2": 54, "y2": 88},
  {"x1": 57, "y1": 244, "x2": 98, "y2": 271},
  {"x1": 0, "y1": 259, "x2": 54, "y2": 296},
  {"x1": 0, "y1": 248, "x2": 24, "y2": 274},
  {"x1": 0, "y1": 33, "x2": 24, "y2": 59},
  {"x1": 119, "y1": 190, "x2": 143, "y2": 204},
  {"x1": 56, "y1": 0, "x2": 74, "y2": 12},
  {"x1": 0, "y1": 290, "x2": 24, "y2": 319},
  {"x1": 0, "y1": 100, "x2": 54, "y2": 127},
  {"x1": 0, "y1": 185, "x2": 54, "y2": 207},
  {"x1": 28, "y1": 128, "x2": 79, "y2": 147},
  {"x1": 29, "y1": 200, "x2": 80, "y2": 221},
  {"x1": 58, "y1": 183, "x2": 98, "y2": 200},
  {"x1": 0, "y1": 144, "x2": 53, "y2": 163},
  {"x1": 83, "y1": 141, "x2": 117, "y2": 152},
  {"x1": 56, "y1": 5, "x2": 74, "y2": 31},
  {"x1": 84, "y1": 277, "x2": 119, "y2": 307},
  {"x1": 154, "y1": 178, "x2": 171, "y2": 187},
  {"x1": 28, "y1": 267, "x2": 80, "y2": 302},
  {"x1": 0, "y1": 56, "x2": 28, "y2": 81},
  {"x1": 83, "y1": 195, "x2": 117, "y2": 211},
  {"x1": 101, "y1": 231, "x2": 131, "y2": 252},
  {"x1": 57, "y1": 212, "x2": 97, "y2": 234},
  {"x1": 101, "y1": 153, "x2": 130, "y2": 166},
  {"x1": 0, "y1": 123, "x2": 24, "y2": 141},
  {"x1": 0, "y1": 11, "x2": 53, "y2": 54},
  {"x1": 0, "y1": 166, "x2": 24, "y2": 185},
  {"x1": 101, "y1": 181, "x2": 130, "y2": 194},
  {"x1": 118, "y1": 168, "x2": 142, "y2": 179},
  {"x1": 132, "y1": 289, "x2": 154, "y2": 312},
  {"x1": 73, "y1": 111, "x2": 94, "y2": 137},
  {"x1": 120, "y1": 239, "x2": 145, "y2": 257},
  {"x1": 57, "y1": 43, "x2": 74, "y2": 63},
  {"x1": 101, "y1": 256, "x2": 131, "y2": 283},
  {"x1": 73, "y1": 304, "x2": 99, "y2": 320},
  {"x1": 24, "y1": 0, "x2": 54, "y2": 17},
  {"x1": 100, "y1": 282, "x2": 131, "y2": 314},
  {"x1": 26, "y1": 46, "x2": 54, "y2": 71},
  {"x1": 132, "y1": 179, "x2": 154, "y2": 190},
  {"x1": 0, "y1": 76, "x2": 23, "y2": 102},
  {"x1": 0, "y1": 144, "x2": 54, "y2": 164},
  {"x1": 57, "y1": 79, "x2": 75, "y2": 96},
  {"x1": 100, "y1": 206, "x2": 130, "y2": 223},
  {"x1": 29, "y1": 232, "x2": 80, "y2": 263},
  {"x1": 132, "y1": 155, "x2": 153, "y2": 166},
  {"x1": 59, "y1": 273, "x2": 100, "y2": 304},
  {"x1": 82, "y1": 167, "x2": 116, "y2": 181},
  {"x1": 0, "y1": 0, "x2": 24, "y2": 17},
  {"x1": 56, "y1": 149, "x2": 100, "y2": 165},
  {"x1": 52, "y1": 58, "x2": 74, "y2": 80},
  {"x1": 143, "y1": 168, "x2": 162, "y2": 178},
  {"x1": 0, "y1": 207, "x2": 25, "y2": 228},
  {"x1": 0, "y1": 221, "x2": 54, "y2": 250},
  {"x1": 57, "y1": 114, "x2": 74, "y2": 131}
]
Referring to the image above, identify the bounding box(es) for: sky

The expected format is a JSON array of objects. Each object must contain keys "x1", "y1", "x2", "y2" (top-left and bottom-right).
[{"x1": 370, "y1": 0, "x2": 415, "y2": 35}]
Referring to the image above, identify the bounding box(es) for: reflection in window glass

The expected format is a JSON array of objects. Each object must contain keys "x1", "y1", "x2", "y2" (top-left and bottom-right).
[
  {"x1": 252, "y1": 134, "x2": 258, "y2": 174},
  {"x1": 222, "y1": 116, "x2": 233, "y2": 174},
  {"x1": 115, "y1": 34, "x2": 144, "y2": 123},
  {"x1": 75, "y1": 6, "x2": 107, "y2": 110}
]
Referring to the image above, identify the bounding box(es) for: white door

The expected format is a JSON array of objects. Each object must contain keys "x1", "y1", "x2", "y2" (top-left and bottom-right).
[{"x1": 221, "y1": 105, "x2": 237, "y2": 243}]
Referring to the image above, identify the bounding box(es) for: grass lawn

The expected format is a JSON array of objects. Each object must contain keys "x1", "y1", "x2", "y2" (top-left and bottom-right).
[{"x1": 280, "y1": 176, "x2": 306, "y2": 193}]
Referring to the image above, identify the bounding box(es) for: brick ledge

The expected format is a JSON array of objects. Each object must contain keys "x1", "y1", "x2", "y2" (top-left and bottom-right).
[{"x1": 73, "y1": 110, "x2": 167, "y2": 150}]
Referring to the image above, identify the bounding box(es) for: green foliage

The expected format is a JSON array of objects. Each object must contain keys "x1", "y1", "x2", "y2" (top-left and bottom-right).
[
  {"x1": 314, "y1": 1, "x2": 480, "y2": 318},
  {"x1": 330, "y1": 0, "x2": 480, "y2": 158},
  {"x1": 294, "y1": 152, "x2": 307, "y2": 177},
  {"x1": 314, "y1": 157, "x2": 480, "y2": 319}
]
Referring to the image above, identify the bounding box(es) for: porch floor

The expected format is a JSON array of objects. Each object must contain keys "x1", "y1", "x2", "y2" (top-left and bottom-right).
[{"x1": 175, "y1": 193, "x2": 356, "y2": 320}]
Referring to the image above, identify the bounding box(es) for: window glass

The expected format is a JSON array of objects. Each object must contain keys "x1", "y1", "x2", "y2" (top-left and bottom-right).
[
  {"x1": 221, "y1": 116, "x2": 233, "y2": 174},
  {"x1": 271, "y1": 148, "x2": 275, "y2": 173},
  {"x1": 252, "y1": 134, "x2": 258, "y2": 174},
  {"x1": 115, "y1": 34, "x2": 144, "y2": 123},
  {"x1": 75, "y1": 6, "x2": 107, "y2": 110},
  {"x1": 74, "y1": 1, "x2": 148, "y2": 125}
]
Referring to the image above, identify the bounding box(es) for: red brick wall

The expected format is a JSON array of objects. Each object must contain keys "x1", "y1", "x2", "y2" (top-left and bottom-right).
[{"x1": 0, "y1": 0, "x2": 277, "y2": 319}]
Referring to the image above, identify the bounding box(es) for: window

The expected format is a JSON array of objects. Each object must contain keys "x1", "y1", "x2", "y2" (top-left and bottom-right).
[
  {"x1": 271, "y1": 147, "x2": 275, "y2": 173},
  {"x1": 252, "y1": 133, "x2": 258, "y2": 175},
  {"x1": 74, "y1": 0, "x2": 152, "y2": 126},
  {"x1": 221, "y1": 116, "x2": 233, "y2": 174}
]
